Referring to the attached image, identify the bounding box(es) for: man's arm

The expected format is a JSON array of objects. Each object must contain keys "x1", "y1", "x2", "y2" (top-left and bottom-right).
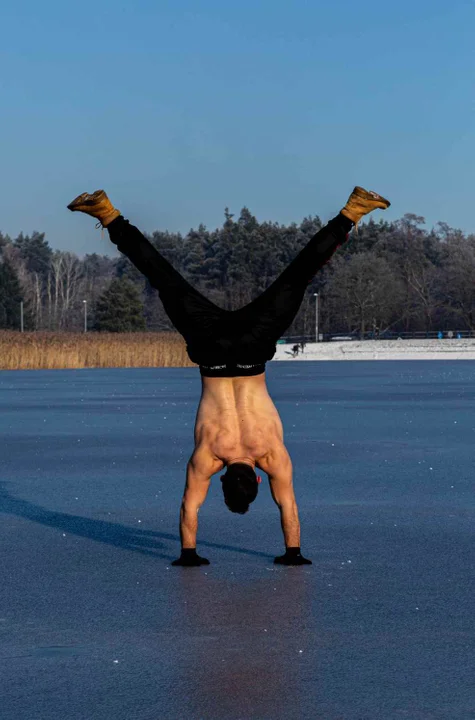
[
  {"x1": 268, "y1": 448, "x2": 300, "y2": 546},
  {"x1": 179, "y1": 458, "x2": 210, "y2": 548},
  {"x1": 172, "y1": 446, "x2": 222, "y2": 567},
  {"x1": 268, "y1": 447, "x2": 312, "y2": 566}
]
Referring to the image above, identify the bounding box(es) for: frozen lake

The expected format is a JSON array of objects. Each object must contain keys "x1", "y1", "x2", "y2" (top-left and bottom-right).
[{"x1": 0, "y1": 361, "x2": 474, "y2": 720}]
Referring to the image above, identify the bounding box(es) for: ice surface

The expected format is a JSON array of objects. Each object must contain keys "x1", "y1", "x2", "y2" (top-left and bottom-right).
[{"x1": 0, "y1": 362, "x2": 474, "y2": 719}]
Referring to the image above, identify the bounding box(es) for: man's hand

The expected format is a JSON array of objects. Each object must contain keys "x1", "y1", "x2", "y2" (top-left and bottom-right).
[
  {"x1": 172, "y1": 548, "x2": 210, "y2": 567},
  {"x1": 274, "y1": 547, "x2": 312, "y2": 566}
]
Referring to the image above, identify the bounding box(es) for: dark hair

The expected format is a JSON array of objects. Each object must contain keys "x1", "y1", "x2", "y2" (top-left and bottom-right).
[{"x1": 221, "y1": 463, "x2": 259, "y2": 514}]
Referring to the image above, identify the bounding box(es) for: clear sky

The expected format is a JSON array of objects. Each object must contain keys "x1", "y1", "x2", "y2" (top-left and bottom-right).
[{"x1": 1, "y1": 0, "x2": 474, "y2": 256}]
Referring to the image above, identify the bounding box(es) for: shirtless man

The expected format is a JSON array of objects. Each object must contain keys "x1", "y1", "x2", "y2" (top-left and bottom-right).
[{"x1": 68, "y1": 186, "x2": 390, "y2": 566}]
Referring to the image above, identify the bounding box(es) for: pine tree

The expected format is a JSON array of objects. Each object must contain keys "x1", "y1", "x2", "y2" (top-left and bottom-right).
[
  {"x1": 13, "y1": 232, "x2": 53, "y2": 280},
  {"x1": 94, "y1": 278, "x2": 146, "y2": 332},
  {"x1": 0, "y1": 232, "x2": 11, "y2": 257},
  {"x1": 183, "y1": 224, "x2": 211, "y2": 286},
  {"x1": 0, "y1": 260, "x2": 23, "y2": 329}
]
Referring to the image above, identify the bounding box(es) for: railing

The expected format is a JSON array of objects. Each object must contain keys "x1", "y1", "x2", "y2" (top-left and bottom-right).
[{"x1": 278, "y1": 330, "x2": 475, "y2": 344}]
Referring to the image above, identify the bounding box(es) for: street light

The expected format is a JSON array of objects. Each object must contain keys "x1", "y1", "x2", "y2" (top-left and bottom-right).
[
  {"x1": 313, "y1": 292, "x2": 319, "y2": 343},
  {"x1": 83, "y1": 300, "x2": 87, "y2": 333}
]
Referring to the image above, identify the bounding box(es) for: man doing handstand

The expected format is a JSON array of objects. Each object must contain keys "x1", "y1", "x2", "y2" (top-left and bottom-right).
[{"x1": 68, "y1": 186, "x2": 390, "y2": 565}]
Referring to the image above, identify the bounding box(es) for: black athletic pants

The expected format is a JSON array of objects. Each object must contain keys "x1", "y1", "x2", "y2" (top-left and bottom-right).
[{"x1": 107, "y1": 213, "x2": 353, "y2": 376}]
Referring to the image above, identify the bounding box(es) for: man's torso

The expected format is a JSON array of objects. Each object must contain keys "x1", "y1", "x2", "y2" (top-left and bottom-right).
[{"x1": 193, "y1": 373, "x2": 284, "y2": 473}]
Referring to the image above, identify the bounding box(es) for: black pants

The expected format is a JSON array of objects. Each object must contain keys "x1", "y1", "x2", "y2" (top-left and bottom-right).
[{"x1": 108, "y1": 214, "x2": 352, "y2": 376}]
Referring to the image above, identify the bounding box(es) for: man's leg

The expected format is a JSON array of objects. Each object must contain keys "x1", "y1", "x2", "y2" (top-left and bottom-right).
[
  {"x1": 234, "y1": 187, "x2": 390, "y2": 345},
  {"x1": 107, "y1": 216, "x2": 226, "y2": 338},
  {"x1": 235, "y1": 213, "x2": 352, "y2": 342},
  {"x1": 67, "y1": 191, "x2": 226, "y2": 343}
]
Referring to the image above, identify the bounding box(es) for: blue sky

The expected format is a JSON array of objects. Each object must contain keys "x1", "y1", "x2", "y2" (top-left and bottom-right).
[{"x1": 1, "y1": 0, "x2": 474, "y2": 256}]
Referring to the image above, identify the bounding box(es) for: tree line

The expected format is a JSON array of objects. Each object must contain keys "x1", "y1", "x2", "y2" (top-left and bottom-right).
[{"x1": 1, "y1": 208, "x2": 474, "y2": 337}]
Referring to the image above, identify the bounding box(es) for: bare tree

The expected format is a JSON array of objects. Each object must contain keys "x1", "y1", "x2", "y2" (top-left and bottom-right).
[
  {"x1": 325, "y1": 252, "x2": 404, "y2": 337},
  {"x1": 441, "y1": 232, "x2": 475, "y2": 330},
  {"x1": 372, "y1": 214, "x2": 437, "y2": 331},
  {"x1": 405, "y1": 263, "x2": 442, "y2": 330},
  {"x1": 46, "y1": 252, "x2": 83, "y2": 330}
]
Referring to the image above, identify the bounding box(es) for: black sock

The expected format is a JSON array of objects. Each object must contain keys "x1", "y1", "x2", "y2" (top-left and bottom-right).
[
  {"x1": 172, "y1": 548, "x2": 210, "y2": 567},
  {"x1": 274, "y1": 547, "x2": 312, "y2": 566},
  {"x1": 182, "y1": 549, "x2": 198, "y2": 558},
  {"x1": 285, "y1": 547, "x2": 301, "y2": 557}
]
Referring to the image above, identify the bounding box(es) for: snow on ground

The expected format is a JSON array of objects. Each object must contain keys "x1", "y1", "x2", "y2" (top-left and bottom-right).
[{"x1": 272, "y1": 338, "x2": 475, "y2": 361}]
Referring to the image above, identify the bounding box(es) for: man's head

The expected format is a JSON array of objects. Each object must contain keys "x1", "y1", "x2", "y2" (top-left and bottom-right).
[{"x1": 221, "y1": 462, "x2": 261, "y2": 514}]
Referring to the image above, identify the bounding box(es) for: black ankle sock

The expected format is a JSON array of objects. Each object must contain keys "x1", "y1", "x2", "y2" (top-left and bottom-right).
[
  {"x1": 181, "y1": 548, "x2": 198, "y2": 557},
  {"x1": 274, "y1": 547, "x2": 312, "y2": 565},
  {"x1": 285, "y1": 547, "x2": 301, "y2": 557},
  {"x1": 172, "y1": 548, "x2": 210, "y2": 566}
]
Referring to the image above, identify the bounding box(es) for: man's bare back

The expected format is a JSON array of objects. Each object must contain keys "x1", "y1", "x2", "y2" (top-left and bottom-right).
[{"x1": 193, "y1": 373, "x2": 286, "y2": 475}]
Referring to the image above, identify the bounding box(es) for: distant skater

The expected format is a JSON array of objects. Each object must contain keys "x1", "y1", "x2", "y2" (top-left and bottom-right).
[{"x1": 68, "y1": 186, "x2": 390, "y2": 565}]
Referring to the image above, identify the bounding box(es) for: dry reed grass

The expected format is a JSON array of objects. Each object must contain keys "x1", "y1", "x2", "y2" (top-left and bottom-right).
[{"x1": 0, "y1": 331, "x2": 196, "y2": 371}]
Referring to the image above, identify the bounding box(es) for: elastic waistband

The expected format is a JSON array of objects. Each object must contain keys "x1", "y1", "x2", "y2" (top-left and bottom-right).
[{"x1": 199, "y1": 362, "x2": 266, "y2": 378}]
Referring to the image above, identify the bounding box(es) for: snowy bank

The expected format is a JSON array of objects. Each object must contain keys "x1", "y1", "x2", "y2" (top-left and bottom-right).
[{"x1": 272, "y1": 339, "x2": 475, "y2": 362}]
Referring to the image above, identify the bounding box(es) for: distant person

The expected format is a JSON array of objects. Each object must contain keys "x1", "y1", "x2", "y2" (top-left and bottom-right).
[
  {"x1": 68, "y1": 186, "x2": 390, "y2": 566},
  {"x1": 438, "y1": 331, "x2": 443, "y2": 339},
  {"x1": 284, "y1": 344, "x2": 299, "y2": 358},
  {"x1": 299, "y1": 341, "x2": 306, "y2": 353}
]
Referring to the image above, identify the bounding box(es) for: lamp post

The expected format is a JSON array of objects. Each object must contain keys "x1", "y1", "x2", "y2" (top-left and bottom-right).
[
  {"x1": 313, "y1": 292, "x2": 319, "y2": 343},
  {"x1": 83, "y1": 300, "x2": 87, "y2": 333}
]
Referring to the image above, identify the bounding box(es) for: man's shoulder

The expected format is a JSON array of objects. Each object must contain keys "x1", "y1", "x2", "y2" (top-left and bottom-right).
[
  {"x1": 189, "y1": 444, "x2": 225, "y2": 477},
  {"x1": 257, "y1": 443, "x2": 291, "y2": 476}
]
